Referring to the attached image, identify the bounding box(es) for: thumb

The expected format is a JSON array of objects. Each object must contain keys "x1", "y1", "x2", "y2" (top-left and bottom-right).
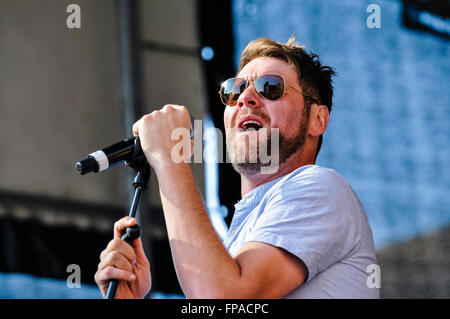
[
  {"x1": 132, "y1": 237, "x2": 149, "y2": 265},
  {"x1": 114, "y1": 217, "x2": 137, "y2": 240}
]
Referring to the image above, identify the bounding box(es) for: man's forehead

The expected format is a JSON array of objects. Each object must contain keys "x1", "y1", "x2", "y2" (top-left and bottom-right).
[{"x1": 237, "y1": 57, "x2": 296, "y2": 79}]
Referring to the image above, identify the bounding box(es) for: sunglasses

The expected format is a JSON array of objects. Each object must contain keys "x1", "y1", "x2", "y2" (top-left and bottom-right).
[{"x1": 219, "y1": 74, "x2": 318, "y2": 106}]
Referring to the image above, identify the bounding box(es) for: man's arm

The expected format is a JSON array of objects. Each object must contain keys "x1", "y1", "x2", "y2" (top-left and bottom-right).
[
  {"x1": 157, "y1": 161, "x2": 307, "y2": 298},
  {"x1": 133, "y1": 105, "x2": 307, "y2": 298}
]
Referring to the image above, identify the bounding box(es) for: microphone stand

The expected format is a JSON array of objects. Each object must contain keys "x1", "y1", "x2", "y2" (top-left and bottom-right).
[{"x1": 105, "y1": 137, "x2": 150, "y2": 299}]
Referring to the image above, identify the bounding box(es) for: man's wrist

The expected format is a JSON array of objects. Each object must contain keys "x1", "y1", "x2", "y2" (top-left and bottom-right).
[{"x1": 152, "y1": 160, "x2": 192, "y2": 180}]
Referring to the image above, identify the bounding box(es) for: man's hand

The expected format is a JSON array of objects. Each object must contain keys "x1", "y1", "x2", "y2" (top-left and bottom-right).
[
  {"x1": 132, "y1": 104, "x2": 192, "y2": 173},
  {"x1": 94, "y1": 217, "x2": 151, "y2": 299}
]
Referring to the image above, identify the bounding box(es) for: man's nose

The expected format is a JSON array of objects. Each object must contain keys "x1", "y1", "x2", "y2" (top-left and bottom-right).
[{"x1": 236, "y1": 84, "x2": 260, "y2": 108}]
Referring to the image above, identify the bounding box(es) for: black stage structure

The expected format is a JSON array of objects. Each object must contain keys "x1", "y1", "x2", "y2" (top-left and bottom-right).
[{"x1": 0, "y1": 0, "x2": 237, "y2": 297}]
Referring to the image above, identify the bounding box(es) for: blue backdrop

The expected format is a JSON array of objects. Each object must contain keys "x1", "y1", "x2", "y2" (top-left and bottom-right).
[{"x1": 232, "y1": 0, "x2": 450, "y2": 249}]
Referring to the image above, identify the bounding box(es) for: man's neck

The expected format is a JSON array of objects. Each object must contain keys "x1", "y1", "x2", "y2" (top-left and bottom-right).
[{"x1": 240, "y1": 154, "x2": 315, "y2": 197}]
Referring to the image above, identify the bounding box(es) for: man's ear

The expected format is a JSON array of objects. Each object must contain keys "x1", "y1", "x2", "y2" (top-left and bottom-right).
[{"x1": 308, "y1": 104, "x2": 329, "y2": 137}]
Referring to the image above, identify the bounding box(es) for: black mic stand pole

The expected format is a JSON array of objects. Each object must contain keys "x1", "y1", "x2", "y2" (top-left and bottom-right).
[{"x1": 105, "y1": 138, "x2": 150, "y2": 299}]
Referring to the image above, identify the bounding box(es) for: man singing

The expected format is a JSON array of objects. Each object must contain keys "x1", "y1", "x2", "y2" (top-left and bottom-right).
[{"x1": 94, "y1": 37, "x2": 379, "y2": 299}]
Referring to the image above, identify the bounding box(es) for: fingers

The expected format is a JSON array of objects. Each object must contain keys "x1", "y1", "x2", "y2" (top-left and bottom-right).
[
  {"x1": 99, "y1": 217, "x2": 138, "y2": 273},
  {"x1": 114, "y1": 217, "x2": 137, "y2": 240},
  {"x1": 95, "y1": 216, "x2": 152, "y2": 299},
  {"x1": 132, "y1": 121, "x2": 140, "y2": 137},
  {"x1": 131, "y1": 237, "x2": 149, "y2": 267},
  {"x1": 100, "y1": 238, "x2": 136, "y2": 262},
  {"x1": 98, "y1": 245, "x2": 135, "y2": 273},
  {"x1": 132, "y1": 125, "x2": 137, "y2": 137},
  {"x1": 97, "y1": 236, "x2": 137, "y2": 286},
  {"x1": 107, "y1": 216, "x2": 148, "y2": 266},
  {"x1": 95, "y1": 266, "x2": 136, "y2": 283},
  {"x1": 95, "y1": 238, "x2": 137, "y2": 292},
  {"x1": 131, "y1": 105, "x2": 190, "y2": 137}
]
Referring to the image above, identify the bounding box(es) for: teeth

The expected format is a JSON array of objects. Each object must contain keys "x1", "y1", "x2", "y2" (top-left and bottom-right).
[
  {"x1": 242, "y1": 120, "x2": 261, "y2": 127},
  {"x1": 238, "y1": 118, "x2": 263, "y2": 132},
  {"x1": 240, "y1": 120, "x2": 262, "y2": 132}
]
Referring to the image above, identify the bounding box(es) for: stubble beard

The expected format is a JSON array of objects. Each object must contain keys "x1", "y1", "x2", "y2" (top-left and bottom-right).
[{"x1": 226, "y1": 106, "x2": 310, "y2": 176}]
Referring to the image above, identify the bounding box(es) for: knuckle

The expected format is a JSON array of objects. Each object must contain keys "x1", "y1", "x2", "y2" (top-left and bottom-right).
[
  {"x1": 127, "y1": 248, "x2": 136, "y2": 262},
  {"x1": 114, "y1": 217, "x2": 129, "y2": 232},
  {"x1": 107, "y1": 250, "x2": 121, "y2": 262},
  {"x1": 142, "y1": 114, "x2": 153, "y2": 124},
  {"x1": 94, "y1": 269, "x2": 105, "y2": 280},
  {"x1": 109, "y1": 238, "x2": 122, "y2": 250},
  {"x1": 103, "y1": 266, "x2": 115, "y2": 277},
  {"x1": 99, "y1": 248, "x2": 107, "y2": 261},
  {"x1": 120, "y1": 243, "x2": 135, "y2": 260},
  {"x1": 124, "y1": 261, "x2": 134, "y2": 272}
]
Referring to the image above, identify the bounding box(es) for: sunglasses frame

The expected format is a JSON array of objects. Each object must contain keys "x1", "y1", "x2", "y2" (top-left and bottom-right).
[{"x1": 218, "y1": 74, "x2": 319, "y2": 106}]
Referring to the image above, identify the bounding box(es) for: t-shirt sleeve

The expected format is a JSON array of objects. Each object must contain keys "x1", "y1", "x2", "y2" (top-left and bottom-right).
[{"x1": 245, "y1": 167, "x2": 359, "y2": 282}]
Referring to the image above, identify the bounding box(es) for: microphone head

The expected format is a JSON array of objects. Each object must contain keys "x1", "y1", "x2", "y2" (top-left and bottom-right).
[{"x1": 76, "y1": 157, "x2": 99, "y2": 175}]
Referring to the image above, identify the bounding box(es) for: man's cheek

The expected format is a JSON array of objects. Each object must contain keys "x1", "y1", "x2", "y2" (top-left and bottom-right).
[{"x1": 223, "y1": 109, "x2": 233, "y2": 128}]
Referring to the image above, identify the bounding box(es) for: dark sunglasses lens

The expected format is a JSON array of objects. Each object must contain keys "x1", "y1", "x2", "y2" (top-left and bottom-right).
[
  {"x1": 255, "y1": 74, "x2": 284, "y2": 100},
  {"x1": 220, "y1": 78, "x2": 246, "y2": 105}
]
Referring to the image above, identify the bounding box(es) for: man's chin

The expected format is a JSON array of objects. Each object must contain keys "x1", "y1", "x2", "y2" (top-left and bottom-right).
[
  {"x1": 227, "y1": 140, "x2": 279, "y2": 176},
  {"x1": 231, "y1": 162, "x2": 262, "y2": 176}
]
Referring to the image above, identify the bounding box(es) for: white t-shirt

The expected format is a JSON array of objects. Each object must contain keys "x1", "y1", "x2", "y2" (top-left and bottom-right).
[{"x1": 224, "y1": 165, "x2": 380, "y2": 298}]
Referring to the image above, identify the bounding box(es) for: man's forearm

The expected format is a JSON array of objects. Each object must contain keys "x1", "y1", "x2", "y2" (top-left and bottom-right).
[{"x1": 155, "y1": 162, "x2": 241, "y2": 298}]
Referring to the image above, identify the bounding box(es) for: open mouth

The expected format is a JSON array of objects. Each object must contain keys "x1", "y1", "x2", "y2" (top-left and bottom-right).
[
  {"x1": 237, "y1": 116, "x2": 264, "y2": 132},
  {"x1": 241, "y1": 120, "x2": 262, "y2": 131}
]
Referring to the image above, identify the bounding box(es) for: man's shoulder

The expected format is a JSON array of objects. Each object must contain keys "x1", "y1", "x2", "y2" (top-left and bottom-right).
[
  {"x1": 268, "y1": 164, "x2": 360, "y2": 210},
  {"x1": 280, "y1": 164, "x2": 348, "y2": 190}
]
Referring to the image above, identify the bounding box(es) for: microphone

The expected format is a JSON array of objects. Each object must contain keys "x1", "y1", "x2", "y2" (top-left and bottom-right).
[
  {"x1": 76, "y1": 137, "x2": 138, "y2": 175},
  {"x1": 76, "y1": 119, "x2": 196, "y2": 175}
]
